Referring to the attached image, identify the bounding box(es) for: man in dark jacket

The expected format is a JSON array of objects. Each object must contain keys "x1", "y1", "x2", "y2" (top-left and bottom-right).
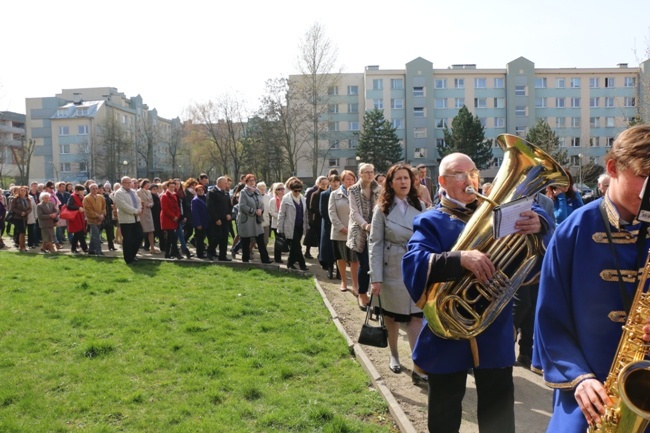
[{"x1": 206, "y1": 176, "x2": 232, "y2": 261}]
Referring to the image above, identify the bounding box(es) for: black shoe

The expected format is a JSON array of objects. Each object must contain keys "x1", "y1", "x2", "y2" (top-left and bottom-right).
[
  {"x1": 175, "y1": 254, "x2": 183, "y2": 260},
  {"x1": 287, "y1": 264, "x2": 297, "y2": 270},
  {"x1": 304, "y1": 252, "x2": 313, "y2": 259},
  {"x1": 412, "y1": 372, "x2": 428, "y2": 387},
  {"x1": 88, "y1": 250, "x2": 96, "y2": 255},
  {"x1": 262, "y1": 260, "x2": 273, "y2": 264},
  {"x1": 327, "y1": 267, "x2": 334, "y2": 279},
  {"x1": 300, "y1": 265, "x2": 308, "y2": 271},
  {"x1": 274, "y1": 259, "x2": 284, "y2": 264},
  {"x1": 218, "y1": 257, "x2": 232, "y2": 262},
  {"x1": 516, "y1": 354, "x2": 532, "y2": 369}
]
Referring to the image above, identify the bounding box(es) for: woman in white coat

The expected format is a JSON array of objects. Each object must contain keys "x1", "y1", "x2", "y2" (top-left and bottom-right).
[
  {"x1": 268, "y1": 182, "x2": 285, "y2": 263},
  {"x1": 368, "y1": 163, "x2": 427, "y2": 385},
  {"x1": 328, "y1": 170, "x2": 359, "y2": 293},
  {"x1": 277, "y1": 178, "x2": 309, "y2": 271}
]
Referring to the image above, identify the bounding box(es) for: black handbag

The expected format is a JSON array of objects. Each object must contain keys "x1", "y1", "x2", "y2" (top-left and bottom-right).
[
  {"x1": 358, "y1": 294, "x2": 388, "y2": 348},
  {"x1": 275, "y1": 233, "x2": 290, "y2": 253}
]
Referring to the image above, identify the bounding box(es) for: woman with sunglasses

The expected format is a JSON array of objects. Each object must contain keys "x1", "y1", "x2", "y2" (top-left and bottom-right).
[{"x1": 277, "y1": 178, "x2": 309, "y2": 271}]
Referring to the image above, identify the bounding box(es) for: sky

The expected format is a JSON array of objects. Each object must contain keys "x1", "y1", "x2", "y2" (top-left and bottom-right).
[{"x1": 2, "y1": 0, "x2": 649, "y2": 120}]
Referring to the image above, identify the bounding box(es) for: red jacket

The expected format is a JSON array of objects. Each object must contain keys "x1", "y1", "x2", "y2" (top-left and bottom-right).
[
  {"x1": 67, "y1": 193, "x2": 86, "y2": 234},
  {"x1": 160, "y1": 190, "x2": 180, "y2": 230}
]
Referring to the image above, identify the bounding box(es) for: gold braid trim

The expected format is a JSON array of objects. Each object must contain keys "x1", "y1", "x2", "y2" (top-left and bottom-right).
[
  {"x1": 608, "y1": 311, "x2": 627, "y2": 323},
  {"x1": 600, "y1": 268, "x2": 640, "y2": 283},
  {"x1": 592, "y1": 231, "x2": 637, "y2": 244},
  {"x1": 544, "y1": 373, "x2": 597, "y2": 390}
]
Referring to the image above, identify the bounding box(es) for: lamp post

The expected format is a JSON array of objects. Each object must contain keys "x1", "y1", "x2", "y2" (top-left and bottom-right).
[
  {"x1": 123, "y1": 160, "x2": 128, "y2": 177},
  {"x1": 578, "y1": 153, "x2": 583, "y2": 189}
]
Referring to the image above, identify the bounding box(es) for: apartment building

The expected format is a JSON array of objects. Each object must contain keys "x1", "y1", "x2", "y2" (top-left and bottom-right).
[
  {"x1": 291, "y1": 56, "x2": 650, "y2": 181},
  {"x1": 0, "y1": 111, "x2": 26, "y2": 185}
]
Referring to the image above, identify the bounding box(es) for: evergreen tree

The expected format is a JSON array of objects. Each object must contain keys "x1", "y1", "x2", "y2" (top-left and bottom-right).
[
  {"x1": 525, "y1": 118, "x2": 569, "y2": 166},
  {"x1": 439, "y1": 106, "x2": 493, "y2": 169},
  {"x1": 356, "y1": 109, "x2": 403, "y2": 173}
]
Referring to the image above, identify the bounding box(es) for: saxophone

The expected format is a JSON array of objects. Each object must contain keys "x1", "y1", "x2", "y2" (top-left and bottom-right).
[{"x1": 588, "y1": 250, "x2": 650, "y2": 433}]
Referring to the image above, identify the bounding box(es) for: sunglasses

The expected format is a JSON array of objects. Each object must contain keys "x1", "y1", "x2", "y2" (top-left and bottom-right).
[{"x1": 276, "y1": 188, "x2": 285, "y2": 191}]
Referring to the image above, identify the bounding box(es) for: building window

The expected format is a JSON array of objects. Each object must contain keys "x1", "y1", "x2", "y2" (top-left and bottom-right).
[
  {"x1": 390, "y1": 79, "x2": 403, "y2": 90},
  {"x1": 59, "y1": 144, "x2": 70, "y2": 154},
  {"x1": 56, "y1": 109, "x2": 67, "y2": 118},
  {"x1": 624, "y1": 77, "x2": 636, "y2": 87},
  {"x1": 328, "y1": 122, "x2": 339, "y2": 131},
  {"x1": 347, "y1": 85, "x2": 358, "y2": 95},
  {"x1": 606, "y1": 137, "x2": 614, "y2": 147},
  {"x1": 435, "y1": 98, "x2": 447, "y2": 109},
  {"x1": 474, "y1": 98, "x2": 487, "y2": 108},
  {"x1": 434, "y1": 79, "x2": 446, "y2": 89},
  {"x1": 58, "y1": 126, "x2": 69, "y2": 136},
  {"x1": 372, "y1": 79, "x2": 383, "y2": 90},
  {"x1": 589, "y1": 77, "x2": 599, "y2": 88},
  {"x1": 515, "y1": 106, "x2": 526, "y2": 116},
  {"x1": 571, "y1": 117, "x2": 581, "y2": 127},
  {"x1": 590, "y1": 137, "x2": 600, "y2": 147},
  {"x1": 435, "y1": 119, "x2": 448, "y2": 129},
  {"x1": 436, "y1": 138, "x2": 445, "y2": 147},
  {"x1": 606, "y1": 117, "x2": 615, "y2": 127},
  {"x1": 515, "y1": 85, "x2": 526, "y2": 96},
  {"x1": 570, "y1": 78, "x2": 581, "y2": 88},
  {"x1": 556, "y1": 97, "x2": 565, "y2": 108},
  {"x1": 329, "y1": 140, "x2": 340, "y2": 149},
  {"x1": 493, "y1": 157, "x2": 504, "y2": 167},
  {"x1": 590, "y1": 97, "x2": 599, "y2": 108},
  {"x1": 373, "y1": 99, "x2": 383, "y2": 109},
  {"x1": 391, "y1": 118, "x2": 403, "y2": 129},
  {"x1": 60, "y1": 162, "x2": 71, "y2": 172},
  {"x1": 624, "y1": 97, "x2": 636, "y2": 107},
  {"x1": 494, "y1": 97, "x2": 505, "y2": 108},
  {"x1": 474, "y1": 78, "x2": 487, "y2": 88},
  {"x1": 391, "y1": 99, "x2": 403, "y2": 109},
  {"x1": 413, "y1": 86, "x2": 425, "y2": 97},
  {"x1": 556, "y1": 78, "x2": 566, "y2": 88},
  {"x1": 494, "y1": 117, "x2": 505, "y2": 128},
  {"x1": 414, "y1": 147, "x2": 427, "y2": 158},
  {"x1": 535, "y1": 78, "x2": 547, "y2": 88},
  {"x1": 328, "y1": 158, "x2": 338, "y2": 167},
  {"x1": 328, "y1": 104, "x2": 339, "y2": 113},
  {"x1": 494, "y1": 77, "x2": 505, "y2": 88},
  {"x1": 570, "y1": 155, "x2": 580, "y2": 166},
  {"x1": 605, "y1": 97, "x2": 615, "y2": 107},
  {"x1": 349, "y1": 138, "x2": 359, "y2": 149},
  {"x1": 414, "y1": 127, "x2": 427, "y2": 138},
  {"x1": 570, "y1": 137, "x2": 581, "y2": 147},
  {"x1": 349, "y1": 121, "x2": 359, "y2": 131},
  {"x1": 556, "y1": 117, "x2": 566, "y2": 128},
  {"x1": 571, "y1": 97, "x2": 580, "y2": 108},
  {"x1": 535, "y1": 97, "x2": 546, "y2": 108},
  {"x1": 605, "y1": 77, "x2": 615, "y2": 88},
  {"x1": 78, "y1": 125, "x2": 88, "y2": 135},
  {"x1": 479, "y1": 118, "x2": 487, "y2": 128},
  {"x1": 453, "y1": 97, "x2": 464, "y2": 108},
  {"x1": 413, "y1": 107, "x2": 425, "y2": 117},
  {"x1": 328, "y1": 86, "x2": 338, "y2": 96},
  {"x1": 79, "y1": 162, "x2": 87, "y2": 172},
  {"x1": 348, "y1": 103, "x2": 359, "y2": 113},
  {"x1": 454, "y1": 78, "x2": 464, "y2": 89},
  {"x1": 590, "y1": 117, "x2": 599, "y2": 128}
]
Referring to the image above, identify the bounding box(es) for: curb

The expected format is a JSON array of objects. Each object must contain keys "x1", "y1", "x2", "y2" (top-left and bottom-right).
[{"x1": 313, "y1": 278, "x2": 418, "y2": 433}]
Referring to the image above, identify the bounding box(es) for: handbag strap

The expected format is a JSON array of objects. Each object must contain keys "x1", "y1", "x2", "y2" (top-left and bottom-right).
[{"x1": 364, "y1": 293, "x2": 385, "y2": 327}]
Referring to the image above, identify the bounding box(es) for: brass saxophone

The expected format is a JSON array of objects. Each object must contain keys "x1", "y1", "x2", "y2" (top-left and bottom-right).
[{"x1": 588, "y1": 250, "x2": 650, "y2": 433}]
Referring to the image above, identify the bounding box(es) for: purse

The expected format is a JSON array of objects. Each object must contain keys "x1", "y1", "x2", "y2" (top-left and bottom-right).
[
  {"x1": 358, "y1": 294, "x2": 388, "y2": 348},
  {"x1": 59, "y1": 204, "x2": 77, "y2": 220},
  {"x1": 275, "y1": 233, "x2": 290, "y2": 253}
]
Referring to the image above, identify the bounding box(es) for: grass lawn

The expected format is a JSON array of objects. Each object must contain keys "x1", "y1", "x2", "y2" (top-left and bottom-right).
[{"x1": 0, "y1": 253, "x2": 392, "y2": 432}]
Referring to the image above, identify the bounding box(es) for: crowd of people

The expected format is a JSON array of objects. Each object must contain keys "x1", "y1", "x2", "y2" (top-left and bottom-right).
[{"x1": 2, "y1": 126, "x2": 650, "y2": 433}]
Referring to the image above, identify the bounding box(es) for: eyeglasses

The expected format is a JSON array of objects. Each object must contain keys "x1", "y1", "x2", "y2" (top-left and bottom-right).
[
  {"x1": 276, "y1": 188, "x2": 285, "y2": 191},
  {"x1": 361, "y1": 170, "x2": 374, "y2": 175},
  {"x1": 443, "y1": 169, "x2": 480, "y2": 182}
]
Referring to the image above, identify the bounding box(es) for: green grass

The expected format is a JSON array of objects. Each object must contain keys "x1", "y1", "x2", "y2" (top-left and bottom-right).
[{"x1": 0, "y1": 253, "x2": 392, "y2": 432}]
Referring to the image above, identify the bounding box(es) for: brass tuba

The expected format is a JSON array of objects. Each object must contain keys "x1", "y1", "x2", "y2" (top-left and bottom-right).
[
  {"x1": 588, "y1": 251, "x2": 650, "y2": 433},
  {"x1": 420, "y1": 134, "x2": 568, "y2": 340}
]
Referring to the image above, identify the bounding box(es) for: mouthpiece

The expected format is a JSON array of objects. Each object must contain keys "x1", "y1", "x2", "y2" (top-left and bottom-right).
[
  {"x1": 465, "y1": 186, "x2": 498, "y2": 206},
  {"x1": 465, "y1": 186, "x2": 477, "y2": 195}
]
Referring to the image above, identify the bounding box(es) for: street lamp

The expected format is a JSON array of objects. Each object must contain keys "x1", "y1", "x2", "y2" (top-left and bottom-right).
[
  {"x1": 578, "y1": 153, "x2": 583, "y2": 189},
  {"x1": 123, "y1": 160, "x2": 128, "y2": 177}
]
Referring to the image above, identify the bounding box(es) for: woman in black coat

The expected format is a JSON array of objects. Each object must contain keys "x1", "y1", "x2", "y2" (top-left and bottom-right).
[
  {"x1": 318, "y1": 174, "x2": 339, "y2": 277},
  {"x1": 302, "y1": 176, "x2": 328, "y2": 258}
]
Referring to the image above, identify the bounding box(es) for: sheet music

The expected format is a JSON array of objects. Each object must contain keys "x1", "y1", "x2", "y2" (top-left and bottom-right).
[{"x1": 492, "y1": 195, "x2": 535, "y2": 239}]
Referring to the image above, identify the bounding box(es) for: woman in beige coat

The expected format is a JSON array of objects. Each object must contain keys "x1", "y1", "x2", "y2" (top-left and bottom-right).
[
  {"x1": 328, "y1": 170, "x2": 359, "y2": 293},
  {"x1": 137, "y1": 179, "x2": 159, "y2": 253}
]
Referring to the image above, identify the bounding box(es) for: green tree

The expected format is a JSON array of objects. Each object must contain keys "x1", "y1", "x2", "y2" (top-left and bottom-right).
[
  {"x1": 438, "y1": 106, "x2": 493, "y2": 169},
  {"x1": 525, "y1": 118, "x2": 569, "y2": 166},
  {"x1": 355, "y1": 109, "x2": 403, "y2": 173}
]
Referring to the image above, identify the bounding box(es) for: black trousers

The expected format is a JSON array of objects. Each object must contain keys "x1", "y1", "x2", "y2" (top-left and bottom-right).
[
  {"x1": 70, "y1": 230, "x2": 88, "y2": 252},
  {"x1": 194, "y1": 228, "x2": 206, "y2": 257},
  {"x1": 427, "y1": 367, "x2": 514, "y2": 433},
  {"x1": 164, "y1": 229, "x2": 179, "y2": 258},
  {"x1": 287, "y1": 226, "x2": 305, "y2": 268},
  {"x1": 208, "y1": 222, "x2": 230, "y2": 259},
  {"x1": 120, "y1": 222, "x2": 143, "y2": 264},
  {"x1": 513, "y1": 283, "x2": 539, "y2": 359},
  {"x1": 241, "y1": 234, "x2": 269, "y2": 263}
]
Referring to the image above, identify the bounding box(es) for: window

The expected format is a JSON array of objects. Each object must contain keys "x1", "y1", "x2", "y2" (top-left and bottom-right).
[
  {"x1": 329, "y1": 140, "x2": 340, "y2": 149},
  {"x1": 570, "y1": 137, "x2": 581, "y2": 147},
  {"x1": 535, "y1": 97, "x2": 547, "y2": 108},
  {"x1": 372, "y1": 79, "x2": 383, "y2": 90},
  {"x1": 590, "y1": 137, "x2": 600, "y2": 147},
  {"x1": 479, "y1": 118, "x2": 487, "y2": 128},
  {"x1": 605, "y1": 97, "x2": 615, "y2": 107},
  {"x1": 348, "y1": 121, "x2": 359, "y2": 131},
  {"x1": 571, "y1": 97, "x2": 580, "y2": 108},
  {"x1": 515, "y1": 126, "x2": 527, "y2": 136},
  {"x1": 390, "y1": 79, "x2": 403, "y2": 90},
  {"x1": 570, "y1": 78, "x2": 581, "y2": 88},
  {"x1": 58, "y1": 126, "x2": 69, "y2": 136},
  {"x1": 76, "y1": 107, "x2": 89, "y2": 116},
  {"x1": 328, "y1": 86, "x2": 338, "y2": 96},
  {"x1": 494, "y1": 117, "x2": 505, "y2": 128},
  {"x1": 556, "y1": 117, "x2": 566, "y2": 128},
  {"x1": 348, "y1": 103, "x2": 359, "y2": 113},
  {"x1": 79, "y1": 162, "x2": 87, "y2": 172},
  {"x1": 435, "y1": 119, "x2": 448, "y2": 129},
  {"x1": 474, "y1": 78, "x2": 486, "y2": 88},
  {"x1": 414, "y1": 127, "x2": 427, "y2": 138},
  {"x1": 328, "y1": 104, "x2": 339, "y2": 113},
  {"x1": 605, "y1": 77, "x2": 615, "y2": 88},
  {"x1": 606, "y1": 137, "x2": 615, "y2": 147},
  {"x1": 56, "y1": 108, "x2": 67, "y2": 118},
  {"x1": 454, "y1": 78, "x2": 464, "y2": 89},
  {"x1": 414, "y1": 147, "x2": 427, "y2": 158},
  {"x1": 373, "y1": 99, "x2": 383, "y2": 109},
  {"x1": 455, "y1": 97, "x2": 465, "y2": 108},
  {"x1": 624, "y1": 77, "x2": 636, "y2": 87},
  {"x1": 413, "y1": 107, "x2": 425, "y2": 117},
  {"x1": 347, "y1": 85, "x2": 358, "y2": 95},
  {"x1": 349, "y1": 138, "x2": 359, "y2": 149},
  {"x1": 556, "y1": 97, "x2": 565, "y2": 108},
  {"x1": 122, "y1": 115, "x2": 127, "y2": 124},
  {"x1": 474, "y1": 98, "x2": 487, "y2": 108},
  {"x1": 328, "y1": 122, "x2": 339, "y2": 131},
  {"x1": 515, "y1": 85, "x2": 526, "y2": 96},
  {"x1": 571, "y1": 117, "x2": 581, "y2": 127},
  {"x1": 494, "y1": 77, "x2": 505, "y2": 88},
  {"x1": 590, "y1": 117, "x2": 599, "y2": 128},
  {"x1": 435, "y1": 98, "x2": 447, "y2": 109},
  {"x1": 515, "y1": 106, "x2": 526, "y2": 116},
  {"x1": 590, "y1": 97, "x2": 599, "y2": 108},
  {"x1": 391, "y1": 118, "x2": 403, "y2": 129},
  {"x1": 570, "y1": 155, "x2": 580, "y2": 166},
  {"x1": 328, "y1": 158, "x2": 338, "y2": 167},
  {"x1": 413, "y1": 86, "x2": 424, "y2": 97},
  {"x1": 624, "y1": 97, "x2": 635, "y2": 107},
  {"x1": 494, "y1": 97, "x2": 505, "y2": 108},
  {"x1": 434, "y1": 79, "x2": 446, "y2": 89},
  {"x1": 535, "y1": 78, "x2": 547, "y2": 88},
  {"x1": 59, "y1": 144, "x2": 70, "y2": 154},
  {"x1": 493, "y1": 157, "x2": 504, "y2": 167},
  {"x1": 606, "y1": 117, "x2": 615, "y2": 127},
  {"x1": 60, "y1": 162, "x2": 71, "y2": 172},
  {"x1": 589, "y1": 77, "x2": 599, "y2": 88},
  {"x1": 391, "y1": 99, "x2": 403, "y2": 109},
  {"x1": 436, "y1": 138, "x2": 445, "y2": 147},
  {"x1": 556, "y1": 78, "x2": 566, "y2": 88}
]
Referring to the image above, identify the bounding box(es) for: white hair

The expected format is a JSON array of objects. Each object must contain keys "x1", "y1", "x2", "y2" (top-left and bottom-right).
[
  {"x1": 39, "y1": 192, "x2": 51, "y2": 200},
  {"x1": 597, "y1": 173, "x2": 610, "y2": 184}
]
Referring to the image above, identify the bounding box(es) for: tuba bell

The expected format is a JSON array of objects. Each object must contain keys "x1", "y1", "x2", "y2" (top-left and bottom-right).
[{"x1": 420, "y1": 134, "x2": 569, "y2": 340}]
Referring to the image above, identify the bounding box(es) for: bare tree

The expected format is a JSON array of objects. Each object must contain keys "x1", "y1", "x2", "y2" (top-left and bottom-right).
[
  {"x1": 294, "y1": 22, "x2": 341, "y2": 178},
  {"x1": 135, "y1": 110, "x2": 158, "y2": 179},
  {"x1": 632, "y1": 29, "x2": 650, "y2": 123},
  {"x1": 11, "y1": 135, "x2": 36, "y2": 185},
  {"x1": 95, "y1": 115, "x2": 132, "y2": 182},
  {"x1": 165, "y1": 118, "x2": 185, "y2": 178}
]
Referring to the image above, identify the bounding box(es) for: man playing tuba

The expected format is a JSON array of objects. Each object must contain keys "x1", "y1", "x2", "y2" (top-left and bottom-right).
[
  {"x1": 402, "y1": 152, "x2": 552, "y2": 433},
  {"x1": 533, "y1": 124, "x2": 650, "y2": 432}
]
